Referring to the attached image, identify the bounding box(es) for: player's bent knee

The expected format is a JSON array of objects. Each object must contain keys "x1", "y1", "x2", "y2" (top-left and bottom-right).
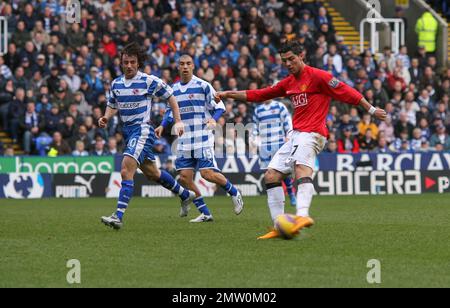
[
  {"x1": 178, "y1": 174, "x2": 190, "y2": 185},
  {"x1": 264, "y1": 169, "x2": 282, "y2": 184},
  {"x1": 200, "y1": 169, "x2": 215, "y2": 181}
]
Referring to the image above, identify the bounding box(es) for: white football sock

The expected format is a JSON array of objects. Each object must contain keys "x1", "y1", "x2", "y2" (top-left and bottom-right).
[
  {"x1": 296, "y1": 183, "x2": 315, "y2": 217},
  {"x1": 267, "y1": 186, "x2": 285, "y2": 221}
]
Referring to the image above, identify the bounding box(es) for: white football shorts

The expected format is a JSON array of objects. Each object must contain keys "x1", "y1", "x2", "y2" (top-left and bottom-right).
[{"x1": 267, "y1": 131, "x2": 326, "y2": 174}]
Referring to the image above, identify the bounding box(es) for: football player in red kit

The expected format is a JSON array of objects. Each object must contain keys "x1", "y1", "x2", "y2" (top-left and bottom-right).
[{"x1": 216, "y1": 40, "x2": 387, "y2": 239}]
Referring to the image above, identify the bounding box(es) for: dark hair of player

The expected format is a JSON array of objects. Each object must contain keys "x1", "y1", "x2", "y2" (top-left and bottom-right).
[
  {"x1": 120, "y1": 42, "x2": 147, "y2": 69},
  {"x1": 278, "y1": 40, "x2": 305, "y2": 55}
]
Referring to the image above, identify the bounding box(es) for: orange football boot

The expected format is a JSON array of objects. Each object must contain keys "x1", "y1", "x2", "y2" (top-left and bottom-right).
[
  {"x1": 257, "y1": 228, "x2": 280, "y2": 240},
  {"x1": 291, "y1": 216, "x2": 315, "y2": 234}
]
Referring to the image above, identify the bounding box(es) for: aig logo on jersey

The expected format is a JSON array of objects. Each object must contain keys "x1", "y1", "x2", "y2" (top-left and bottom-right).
[{"x1": 291, "y1": 93, "x2": 308, "y2": 108}]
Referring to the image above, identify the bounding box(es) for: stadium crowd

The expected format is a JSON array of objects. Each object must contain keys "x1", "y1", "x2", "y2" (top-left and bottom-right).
[{"x1": 0, "y1": 0, "x2": 449, "y2": 157}]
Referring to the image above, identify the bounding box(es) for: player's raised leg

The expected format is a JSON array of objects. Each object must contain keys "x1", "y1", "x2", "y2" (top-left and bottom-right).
[
  {"x1": 178, "y1": 169, "x2": 213, "y2": 222},
  {"x1": 200, "y1": 168, "x2": 244, "y2": 215},
  {"x1": 101, "y1": 156, "x2": 137, "y2": 230},
  {"x1": 140, "y1": 160, "x2": 196, "y2": 211},
  {"x1": 257, "y1": 141, "x2": 294, "y2": 239}
]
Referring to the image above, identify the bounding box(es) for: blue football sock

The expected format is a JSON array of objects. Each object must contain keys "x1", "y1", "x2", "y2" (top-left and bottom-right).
[
  {"x1": 222, "y1": 180, "x2": 238, "y2": 197},
  {"x1": 284, "y1": 177, "x2": 294, "y2": 195},
  {"x1": 158, "y1": 170, "x2": 190, "y2": 200},
  {"x1": 193, "y1": 197, "x2": 211, "y2": 216},
  {"x1": 116, "y1": 180, "x2": 134, "y2": 221}
]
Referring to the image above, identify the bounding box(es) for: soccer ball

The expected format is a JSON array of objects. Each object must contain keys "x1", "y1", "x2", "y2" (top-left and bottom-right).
[{"x1": 274, "y1": 214, "x2": 298, "y2": 240}]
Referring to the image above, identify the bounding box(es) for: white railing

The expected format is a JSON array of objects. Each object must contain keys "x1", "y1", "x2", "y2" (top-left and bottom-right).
[
  {"x1": 360, "y1": 18, "x2": 405, "y2": 54},
  {"x1": 0, "y1": 17, "x2": 7, "y2": 55}
]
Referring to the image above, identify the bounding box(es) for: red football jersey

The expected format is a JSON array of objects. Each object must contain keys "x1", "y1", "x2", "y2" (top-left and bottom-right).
[{"x1": 246, "y1": 65, "x2": 363, "y2": 137}]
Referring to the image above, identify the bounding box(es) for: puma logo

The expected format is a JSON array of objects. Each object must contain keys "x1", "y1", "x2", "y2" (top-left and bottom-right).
[
  {"x1": 74, "y1": 175, "x2": 96, "y2": 194},
  {"x1": 245, "y1": 174, "x2": 265, "y2": 192}
]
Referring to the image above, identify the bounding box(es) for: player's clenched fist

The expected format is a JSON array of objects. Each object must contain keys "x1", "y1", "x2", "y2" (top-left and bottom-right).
[
  {"x1": 98, "y1": 117, "x2": 108, "y2": 128},
  {"x1": 373, "y1": 108, "x2": 387, "y2": 121}
]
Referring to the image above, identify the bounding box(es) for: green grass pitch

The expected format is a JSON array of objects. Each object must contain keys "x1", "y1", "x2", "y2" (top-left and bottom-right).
[{"x1": 1, "y1": 194, "x2": 449, "y2": 288}]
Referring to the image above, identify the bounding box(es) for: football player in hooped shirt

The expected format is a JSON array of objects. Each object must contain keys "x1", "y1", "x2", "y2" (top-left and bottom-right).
[
  {"x1": 216, "y1": 40, "x2": 387, "y2": 239},
  {"x1": 156, "y1": 54, "x2": 244, "y2": 223},
  {"x1": 98, "y1": 42, "x2": 196, "y2": 230}
]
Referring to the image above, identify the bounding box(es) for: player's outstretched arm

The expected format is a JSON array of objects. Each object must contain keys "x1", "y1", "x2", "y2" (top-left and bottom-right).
[
  {"x1": 216, "y1": 82, "x2": 285, "y2": 103},
  {"x1": 98, "y1": 106, "x2": 118, "y2": 128},
  {"x1": 215, "y1": 91, "x2": 248, "y2": 102},
  {"x1": 167, "y1": 95, "x2": 184, "y2": 137},
  {"x1": 359, "y1": 98, "x2": 387, "y2": 121}
]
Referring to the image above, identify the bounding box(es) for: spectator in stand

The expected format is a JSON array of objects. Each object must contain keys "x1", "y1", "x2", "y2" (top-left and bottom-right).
[
  {"x1": 0, "y1": 80, "x2": 15, "y2": 130},
  {"x1": 62, "y1": 65, "x2": 81, "y2": 93},
  {"x1": 338, "y1": 126, "x2": 360, "y2": 153},
  {"x1": 91, "y1": 135, "x2": 109, "y2": 156},
  {"x1": 359, "y1": 128, "x2": 377, "y2": 152},
  {"x1": 43, "y1": 104, "x2": 63, "y2": 137},
  {"x1": 396, "y1": 45, "x2": 411, "y2": 69},
  {"x1": 391, "y1": 129, "x2": 411, "y2": 152},
  {"x1": 418, "y1": 117, "x2": 431, "y2": 140},
  {"x1": 409, "y1": 58, "x2": 422, "y2": 86},
  {"x1": 72, "y1": 140, "x2": 89, "y2": 157},
  {"x1": 375, "y1": 137, "x2": 391, "y2": 153},
  {"x1": 372, "y1": 79, "x2": 389, "y2": 109},
  {"x1": 358, "y1": 113, "x2": 379, "y2": 139},
  {"x1": 418, "y1": 140, "x2": 430, "y2": 152},
  {"x1": 417, "y1": 88, "x2": 435, "y2": 110},
  {"x1": 315, "y1": 6, "x2": 333, "y2": 32},
  {"x1": 387, "y1": 67, "x2": 407, "y2": 92},
  {"x1": 378, "y1": 115, "x2": 395, "y2": 144},
  {"x1": 395, "y1": 112, "x2": 415, "y2": 138},
  {"x1": 430, "y1": 125, "x2": 450, "y2": 150},
  {"x1": 324, "y1": 139, "x2": 338, "y2": 153},
  {"x1": 433, "y1": 101, "x2": 450, "y2": 127},
  {"x1": 112, "y1": 0, "x2": 134, "y2": 20},
  {"x1": 3, "y1": 145, "x2": 14, "y2": 156},
  {"x1": 8, "y1": 88, "x2": 27, "y2": 143},
  {"x1": 70, "y1": 124, "x2": 92, "y2": 152},
  {"x1": 410, "y1": 128, "x2": 425, "y2": 152},
  {"x1": 21, "y1": 101, "x2": 44, "y2": 154},
  {"x1": 85, "y1": 66, "x2": 104, "y2": 99},
  {"x1": 47, "y1": 131, "x2": 71, "y2": 156},
  {"x1": 107, "y1": 136, "x2": 120, "y2": 155},
  {"x1": 59, "y1": 116, "x2": 77, "y2": 140}
]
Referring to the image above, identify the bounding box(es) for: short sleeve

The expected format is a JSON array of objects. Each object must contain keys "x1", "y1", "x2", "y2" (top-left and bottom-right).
[
  {"x1": 205, "y1": 82, "x2": 225, "y2": 111},
  {"x1": 107, "y1": 81, "x2": 117, "y2": 109},
  {"x1": 149, "y1": 77, "x2": 174, "y2": 100}
]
